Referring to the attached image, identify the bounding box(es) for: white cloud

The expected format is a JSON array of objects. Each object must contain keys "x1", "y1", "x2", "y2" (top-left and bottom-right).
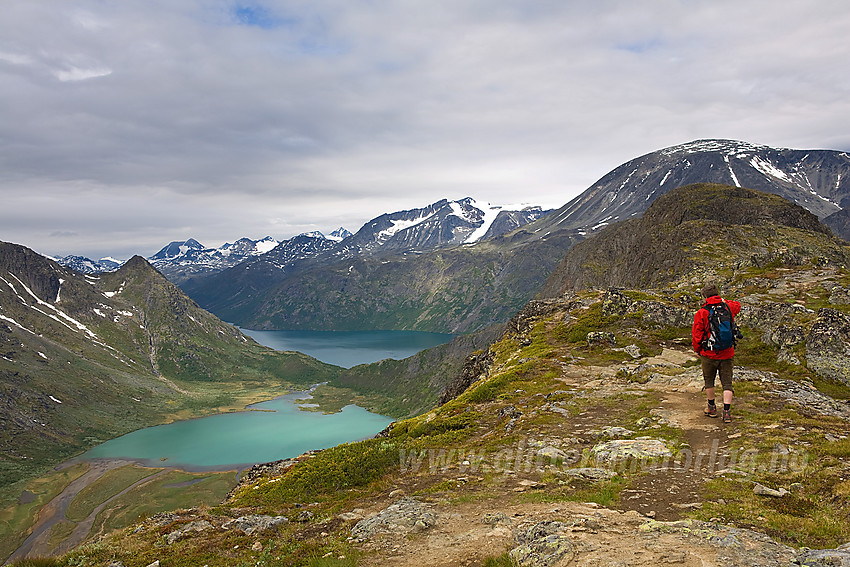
[
  {"x1": 1, "y1": 0, "x2": 849, "y2": 258},
  {"x1": 54, "y1": 65, "x2": 112, "y2": 82}
]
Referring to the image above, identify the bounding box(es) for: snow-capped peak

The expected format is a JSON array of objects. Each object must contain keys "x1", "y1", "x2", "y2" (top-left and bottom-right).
[{"x1": 328, "y1": 227, "x2": 352, "y2": 241}]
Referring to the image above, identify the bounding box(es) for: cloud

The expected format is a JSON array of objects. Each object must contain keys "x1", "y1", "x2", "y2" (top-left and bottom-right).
[{"x1": 2, "y1": 0, "x2": 850, "y2": 259}]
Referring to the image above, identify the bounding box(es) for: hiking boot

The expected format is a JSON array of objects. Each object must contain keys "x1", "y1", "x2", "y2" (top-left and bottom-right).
[
  {"x1": 704, "y1": 404, "x2": 718, "y2": 418},
  {"x1": 722, "y1": 409, "x2": 732, "y2": 423}
]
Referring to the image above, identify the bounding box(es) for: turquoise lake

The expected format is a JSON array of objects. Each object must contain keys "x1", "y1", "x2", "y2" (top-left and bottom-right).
[
  {"x1": 240, "y1": 328, "x2": 454, "y2": 368},
  {"x1": 83, "y1": 390, "x2": 394, "y2": 470},
  {"x1": 83, "y1": 330, "x2": 452, "y2": 469}
]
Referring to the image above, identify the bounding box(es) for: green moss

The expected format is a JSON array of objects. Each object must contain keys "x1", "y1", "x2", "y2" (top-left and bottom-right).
[{"x1": 233, "y1": 438, "x2": 400, "y2": 507}]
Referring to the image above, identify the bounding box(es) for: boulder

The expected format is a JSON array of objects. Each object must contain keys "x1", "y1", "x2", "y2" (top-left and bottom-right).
[
  {"x1": 806, "y1": 308, "x2": 850, "y2": 386},
  {"x1": 351, "y1": 498, "x2": 437, "y2": 541},
  {"x1": 587, "y1": 331, "x2": 615, "y2": 346},
  {"x1": 798, "y1": 546, "x2": 850, "y2": 567},
  {"x1": 560, "y1": 467, "x2": 617, "y2": 482},
  {"x1": 829, "y1": 286, "x2": 850, "y2": 305},
  {"x1": 592, "y1": 426, "x2": 634, "y2": 440}
]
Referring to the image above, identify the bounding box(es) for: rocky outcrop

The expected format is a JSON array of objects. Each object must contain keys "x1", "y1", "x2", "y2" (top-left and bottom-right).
[
  {"x1": 591, "y1": 438, "x2": 672, "y2": 463},
  {"x1": 735, "y1": 368, "x2": 850, "y2": 420},
  {"x1": 165, "y1": 520, "x2": 213, "y2": 544},
  {"x1": 806, "y1": 308, "x2": 850, "y2": 386},
  {"x1": 438, "y1": 349, "x2": 494, "y2": 404},
  {"x1": 639, "y1": 519, "x2": 797, "y2": 566},
  {"x1": 601, "y1": 289, "x2": 692, "y2": 328},
  {"x1": 222, "y1": 515, "x2": 289, "y2": 535}
]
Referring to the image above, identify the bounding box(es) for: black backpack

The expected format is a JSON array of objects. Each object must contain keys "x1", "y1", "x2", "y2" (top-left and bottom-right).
[{"x1": 701, "y1": 302, "x2": 740, "y2": 351}]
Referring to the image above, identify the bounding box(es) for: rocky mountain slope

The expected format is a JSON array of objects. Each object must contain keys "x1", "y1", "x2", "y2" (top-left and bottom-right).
[
  {"x1": 23, "y1": 185, "x2": 850, "y2": 566},
  {"x1": 539, "y1": 183, "x2": 844, "y2": 296},
  {"x1": 523, "y1": 139, "x2": 850, "y2": 241},
  {"x1": 824, "y1": 208, "x2": 850, "y2": 241},
  {"x1": 0, "y1": 242, "x2": 340, "y2": 491}
]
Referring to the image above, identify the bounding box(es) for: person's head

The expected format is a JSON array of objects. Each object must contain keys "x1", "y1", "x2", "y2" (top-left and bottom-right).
[{"x1": 701, "y1": 283, "x2": 720, "y2": 298}]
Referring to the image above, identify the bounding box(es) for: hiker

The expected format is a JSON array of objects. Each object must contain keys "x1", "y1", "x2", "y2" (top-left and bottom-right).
[{"x1": 692, "y1": 283, "x2": 741, "y2": 423}]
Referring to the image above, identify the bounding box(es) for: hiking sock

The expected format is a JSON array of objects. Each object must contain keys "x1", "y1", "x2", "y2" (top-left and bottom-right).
[
  {"x1": 707, "y1": 399, "x2": 716, "y2": 408},
  {"x1": 723, "y1": 403, "x2": 730, "y2": 411}
]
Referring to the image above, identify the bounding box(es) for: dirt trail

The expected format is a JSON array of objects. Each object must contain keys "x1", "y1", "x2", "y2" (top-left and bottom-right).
[{"x1": 356, "y1": 347, "x2": 750, "y2": 565}]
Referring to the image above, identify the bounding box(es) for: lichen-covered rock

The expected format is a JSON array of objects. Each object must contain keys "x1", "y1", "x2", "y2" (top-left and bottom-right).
[
  {"x1": 222, "y1": 515, "x2": 288, "y2": 535},
  {"x1": 537, "y1": 446, "x2": 569, "y2": 460},
  {"x1": 587, "y1": 331, "x2": 615, "y2": 346},
  {"x1": 765, "y1": 323, "x2": 806, "y2": 348},
  {"x1": 735, "y1": 369, "x2": 850, "y2": 420},
  {"x1": 829, "y1": 285, "x2": 850, "y2": 305},
  {"x1": 560, "y1": 467, "x2": 617, "y2": 482},
  {"x1": 600, "y1": 289, "x2": 692, "y2": 328},
  {"x1": 351, "y1": 498, "x2": 437, "y2": 541},
  {"x1": 510, "y1": 522, "x2": 575, "y2": 567},
  {"x1": 481, "y1": 512, "x2": 511, "y2": 526},
  {"x1": 592, "y1": 426, "x2": 634, "y2": 440},
  {"x1": 806, "y1": 308, "x2": 850, "y2": 386},
  {"x1": 798, "y1": 545, "x2": 850, "y2": 566},
  {"x1": 591, "y1": 438, "x2": 672, "y2": 462},
  {"x1": 634, "y1": 300, "x2": 692, "y2": 328},
  {"x1": 738, "y1": 301, "x2": 812, "y2": 333},
  {"x1": 602, "y1": 289, "x2": 632, "y2": 317}
]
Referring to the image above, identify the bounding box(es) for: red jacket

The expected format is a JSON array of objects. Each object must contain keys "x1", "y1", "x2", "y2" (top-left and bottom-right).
[{"x1": 692, "y1": 295, "x2": 741, "y2": 360}]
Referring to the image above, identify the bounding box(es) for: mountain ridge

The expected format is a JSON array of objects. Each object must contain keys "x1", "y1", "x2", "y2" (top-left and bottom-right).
[{"x1": 523, "y1": 138, "x2": 850, "y2": 242}]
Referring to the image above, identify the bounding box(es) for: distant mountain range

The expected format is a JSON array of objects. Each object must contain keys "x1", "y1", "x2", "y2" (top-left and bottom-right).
[
  {"x1": 54, "y1": 255, "x2": 123, "y2": 274},
  {"x1": 181, "y1": 199, "x2": 561, "y2": 332}
]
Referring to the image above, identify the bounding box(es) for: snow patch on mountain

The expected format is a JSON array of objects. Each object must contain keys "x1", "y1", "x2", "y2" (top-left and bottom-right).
[
  {"x1": 750, "y1": 156, "x2": 791, "y2": 182},
  {"x1": 378, "y1": 214, "x2": 434, "y2": 242},
  {"x1": 464, "y1": 200, "x2": 538, "y2": 243}
]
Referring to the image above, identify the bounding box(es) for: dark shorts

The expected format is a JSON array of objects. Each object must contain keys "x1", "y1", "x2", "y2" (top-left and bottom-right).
[{"x1": 701, "y1": 356, "x2": 734, "y2": 392}]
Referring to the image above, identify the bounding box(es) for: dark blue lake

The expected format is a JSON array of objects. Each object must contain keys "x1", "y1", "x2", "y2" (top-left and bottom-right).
[{"x1": 240, "y1": 328, "x2": 454, "y2": 368}]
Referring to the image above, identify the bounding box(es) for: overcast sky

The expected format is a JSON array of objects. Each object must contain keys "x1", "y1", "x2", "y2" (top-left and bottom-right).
[{"x1": 2, "y1": 1, "x2": 850, "y2": 259}]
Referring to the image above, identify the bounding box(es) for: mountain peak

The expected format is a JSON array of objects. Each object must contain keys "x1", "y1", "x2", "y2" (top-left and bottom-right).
[
  {"x1": 644, "y1": 183, "x2": 829, "y2": 234},
  {"x1": 118, "y1": 255, "x2": 160, "y2": 276}
]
